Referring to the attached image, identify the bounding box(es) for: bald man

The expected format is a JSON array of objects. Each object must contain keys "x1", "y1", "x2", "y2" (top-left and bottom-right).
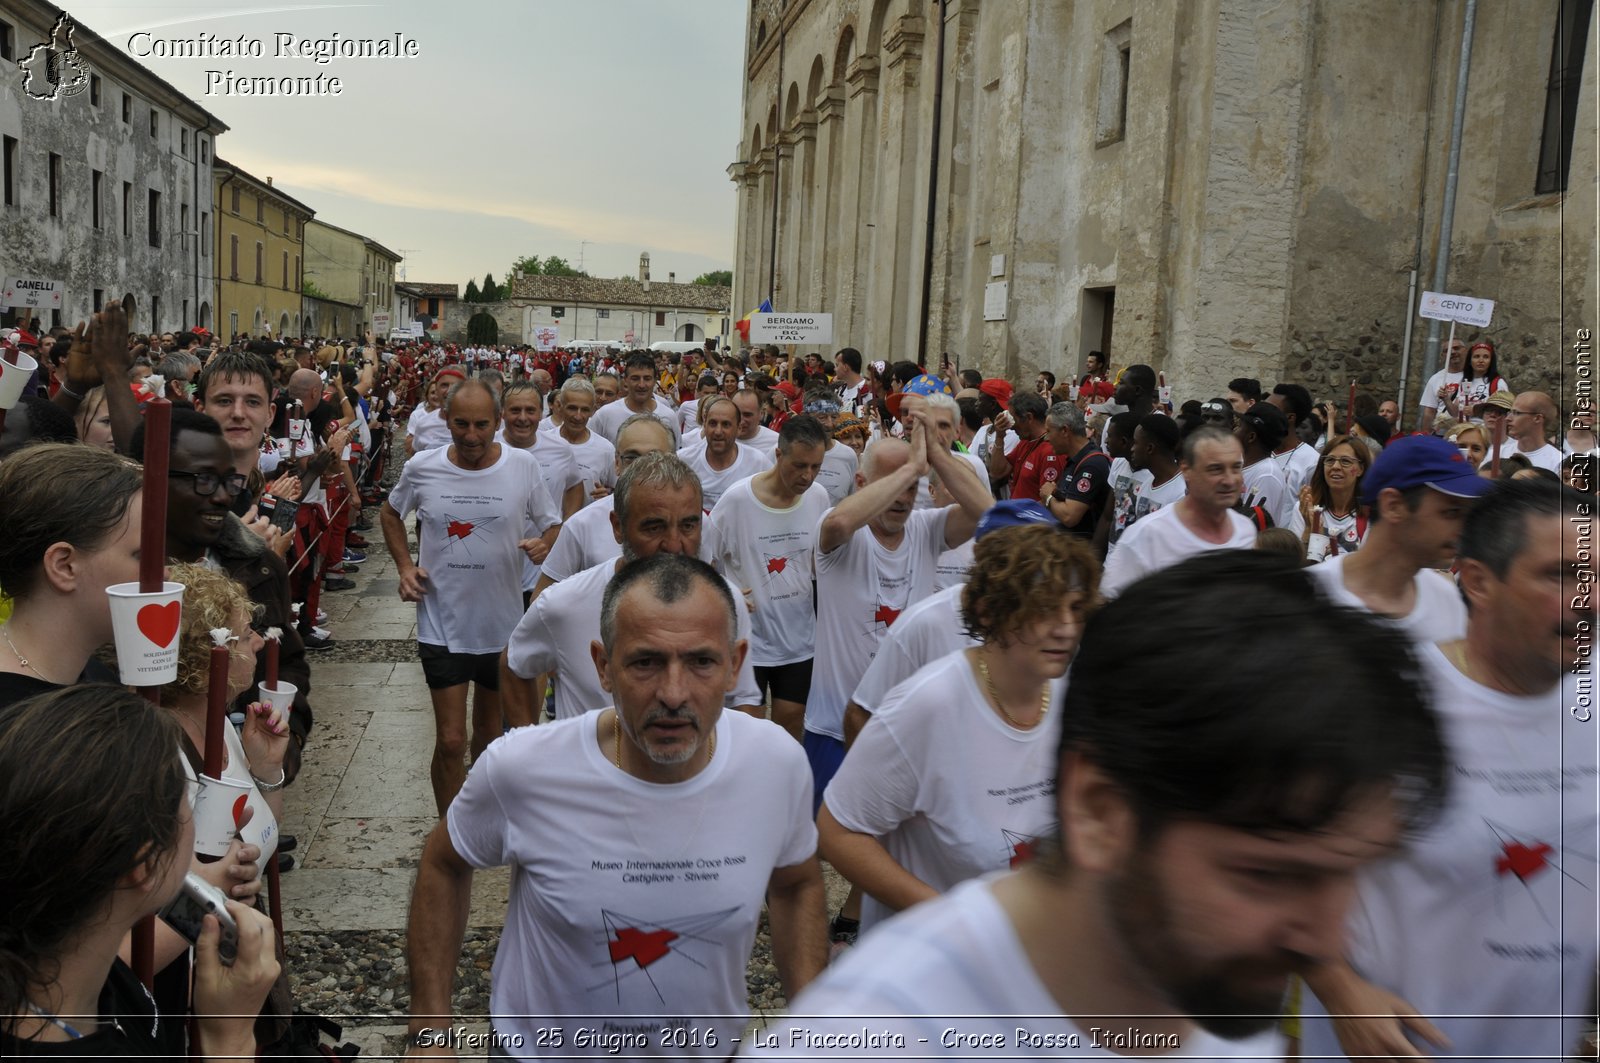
[{"x1": 1492, "y1": 391, "x2": 1563, "y2": 473}]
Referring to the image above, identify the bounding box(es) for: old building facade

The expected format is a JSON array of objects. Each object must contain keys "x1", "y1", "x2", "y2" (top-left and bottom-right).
[
  {"x1": 0, "y1": 1, "x2": 226, "y2": 334},
  {"x1": 213, "y1": 158, "x2": 314, "y2": 341},
  {"x1": 731, "y1": 0, "x2": 1595, "y2": 411},
  {"x1": 302, "y1": 219, "x2": 401, "y2": 340},
  {"x1": 495, "y1": 255, "x2": 732, "y2": 347}
]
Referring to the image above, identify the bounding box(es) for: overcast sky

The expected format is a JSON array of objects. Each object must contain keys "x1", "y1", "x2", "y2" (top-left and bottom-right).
[{"x1": 71, "y1": 0, "x2": 746, "y2": 290}]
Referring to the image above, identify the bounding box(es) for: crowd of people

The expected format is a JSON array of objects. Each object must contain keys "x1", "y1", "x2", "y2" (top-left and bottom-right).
[{"x1": 0, "y1": 310, "x2": 1592, "y2": 1061}]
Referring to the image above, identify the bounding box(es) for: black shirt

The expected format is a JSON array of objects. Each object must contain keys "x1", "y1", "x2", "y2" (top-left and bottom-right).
[
  {"x1": 0, "y1": 959, "x2": 186, "y2": 1060},
  {"x1": 1052, "y1": 440, "x2": 1112, "y2": 540},
  {"x1": 0, "y1": 671, "x2": 62, "y2": 710}
]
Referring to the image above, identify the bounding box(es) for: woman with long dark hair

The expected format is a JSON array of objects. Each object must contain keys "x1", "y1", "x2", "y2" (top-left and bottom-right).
[
  {"x1": 1445, "y1": 340, "x2": 1509, "y2": 420},
  {"x1": 0, "y1": 685, "x2": 278, "y2": 1059}
]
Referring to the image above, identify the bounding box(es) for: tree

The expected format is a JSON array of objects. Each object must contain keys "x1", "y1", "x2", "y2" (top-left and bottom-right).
[
  {"x1": 463, "y1": 278, "x2": 481, "y2": 303},
  {"x1": 467, "y1": 311, "x2": 499, "y2": 344},
  {"x1": 482, "y1": 273, "x2": 499, "y2": 302},
  {"x1": 511, "y1": 255, "x2": 544, "y2": 276},
  {"x1": 541, "y1": 255, "x2": 584, "y2": 277},
  {"x1": 302, "y1": 279, "x2": 330, "y2": 301},
  {"x1": 692, "y1": 270, "x2": 733, "y2": 287}
]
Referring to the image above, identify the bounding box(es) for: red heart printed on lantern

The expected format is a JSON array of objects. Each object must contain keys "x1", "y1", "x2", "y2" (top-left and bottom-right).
[{"x1": 136, "y1": 601, "x2": 181, "y2": 647}]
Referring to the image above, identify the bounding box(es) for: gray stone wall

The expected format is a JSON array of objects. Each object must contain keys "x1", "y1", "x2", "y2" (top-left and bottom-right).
[{"x1": 0, "y1": 4, "x2": 218, "y2": 333}]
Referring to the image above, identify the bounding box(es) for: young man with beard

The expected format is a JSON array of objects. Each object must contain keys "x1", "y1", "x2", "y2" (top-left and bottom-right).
[
  {"x1": 753, "y1": 551, "x2": 1447, "y2": 1059},
  {"x1": 1301, "y1": 480, "x2": 1596, "y2": 1062},
  {"x1": 679, "y1": 396, "x2": 768, "y2": 512},
  {"x1": 381, "y1": 379, "x2": 562, "y2": 815}
]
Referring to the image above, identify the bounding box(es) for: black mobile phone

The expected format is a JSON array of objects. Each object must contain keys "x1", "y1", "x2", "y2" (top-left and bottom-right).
[
  {"x1": 257, "y1": 493, "x2": 301, "y2": 533},
  {"x1": 158, "y1": 872, "x2": 239, "y2": 965}
]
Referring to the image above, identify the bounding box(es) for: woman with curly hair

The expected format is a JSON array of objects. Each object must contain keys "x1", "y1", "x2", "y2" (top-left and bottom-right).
[
  {"x1": 818, "y1": 524, "x2": 1099, "y2": 933},
  {"x1": 1296, "y1": 434, "x2": 1372, "y2": 562},
  {"x1": 161, "y1": 562, "x2": 288, "y2": 867}
]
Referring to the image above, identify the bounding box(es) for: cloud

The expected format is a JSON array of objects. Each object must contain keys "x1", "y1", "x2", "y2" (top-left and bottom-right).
[{"x1": 223, "y1": 153, "x2": 728, "y2": 262}]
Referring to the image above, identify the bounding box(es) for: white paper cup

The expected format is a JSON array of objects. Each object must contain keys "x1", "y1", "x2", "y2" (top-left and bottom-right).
[
  {"x1": 1069, "y1": 383, "x2": 1080, "y2": 401},
  {"x1": 0, "y1": 350, "x2": 39, "y2": 410},
  {"x1": 258, "y1": 680, "x2": 297, "y2": 719},
  {"x1": 1306, "y1": 532, "x2": 1332, "y2": 563},
  {"x1": 192, "y1": 773, "x2": 253, "y2": 857},
  {"x1": 106, "y1": 581, "x2": 185, "y2": 685},
  {"x1": 1158, "y1": 385, "x2": 1173, "y2": 406}
]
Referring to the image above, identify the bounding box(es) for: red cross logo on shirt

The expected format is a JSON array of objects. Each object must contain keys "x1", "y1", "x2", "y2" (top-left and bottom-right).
[
  {"x1": 1496, "y1": 840, "x2": 1554, "y2": 881},
  {"x1": 608, "y1": 926, "x2": 679, "y2": 969},
  {"x1": 874, "y1": 604, "x2": 902, "y2": 627},
  {"x1": 766, "y1": 556, "x2": 787, "y2": 574},
  {"x1": 446, "y1": 520, "x2": 476, "y2": 540}
]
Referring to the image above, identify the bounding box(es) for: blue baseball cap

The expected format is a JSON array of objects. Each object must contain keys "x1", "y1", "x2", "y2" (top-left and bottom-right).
[
  {"x1": 976, "y1": 499, "x2": 1055, "y2": 539},
  {"x1": 1360, "y1": 433, "x2": 1494, "y2": 506}
]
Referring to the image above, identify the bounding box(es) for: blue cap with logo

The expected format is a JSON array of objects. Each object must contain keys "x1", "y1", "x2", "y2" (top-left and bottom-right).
[
  {"x1": 976, "y1": 499, "x2": 1056, "y2": 539},
  {"x1": 1359, "y1": 433, "x2": 1494, "y2": 506}
]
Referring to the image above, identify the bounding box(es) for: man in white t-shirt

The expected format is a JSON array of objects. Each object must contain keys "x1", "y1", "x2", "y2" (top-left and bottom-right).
[
  {"x1": 550, "y1": 376, "x2": 616, "y2": 503},
  {"x1": 805, "y1": 417, "x2": 992, "y2": 806},
  {"x1": 588, "y1": 354, "x2": 680, "y2": 446},
  {"x1": 409, "y1": 555, "x2": 826, "y2": 1058},
  {"x1": 1124, "y1": 412, "x2": 1187, "y2": 535},
  {"x1": 1303, "y1": 479, "x2": 1596, "y2": 1063},
  {"x1": 503, "y1": 452, "x2": 761, "y2": 724},
  {"x1": 842, "y1": 499, "x2": 1057, "y2": 746},
  {"x1": 1485, "y1": 390, "x2": 1563, "y2": 473},
  {"x1": 535, "y1": 415, "x2": 727, "y2": 595},
  {"x1": 405, "y1": 369, "x2": 458, "y2": 456},
  {"x1": 1236, "y1": 402, "x2": 1297, "y2": 530},
  {"x1": 1307, "y1": 434, "x2": 1483, "y2": 644},
  {"x1": 755, "y1": 550, "x2": 1447, "y2": 1060},
  {"x1": 679, "y1": 397, "x2": 769, "y2": 512},
  {"x1": 1417, "y1": 337, "x2": 1467, "y2": 436},
  {"x1": 731, "y1": 389, "x2": 780, "y2": 459},
  {"x1": 381, "y1": 379, "x2": 562, "y2": 815},
  {"x1": 798, "y1": 390, "x2": 860, "y2": 505},
  {"x1": 1265, "y1": 383, "x2": 1320, "y2": 496},
  {"x1": 711, "y1": 416, "x2": 832, "y2": 740},
  {"x1": 1100, "y1": 427, "x2": 1256, "y2": 598}
]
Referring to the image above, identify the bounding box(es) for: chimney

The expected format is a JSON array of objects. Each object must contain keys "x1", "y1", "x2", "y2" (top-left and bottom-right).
[
  {"x1": 640, "y1": 252, "x2": 651, "y2": 292},
  {"x1": 668, "y1": 272, "x2": 676, "y2": 285},
  {"x1": 266, "y1": 176, "x2": 273, "y2": 186}
]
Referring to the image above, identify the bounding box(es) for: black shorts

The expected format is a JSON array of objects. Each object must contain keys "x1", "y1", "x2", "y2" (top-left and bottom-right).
[
  {"x1": 753, "y1": 659, "x2": 814, "y2": 704},
  {"x1": 418, "y1": 643, "x2": 501, "y2": 691}
]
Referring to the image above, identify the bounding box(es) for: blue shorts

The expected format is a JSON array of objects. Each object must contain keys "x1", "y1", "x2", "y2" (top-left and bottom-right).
[{"x1": 802, "y1": 730, "x2": 846, "y2": 816}]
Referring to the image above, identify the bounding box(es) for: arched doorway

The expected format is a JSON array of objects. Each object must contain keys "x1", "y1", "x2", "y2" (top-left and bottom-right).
[
  {"x1": 121, "y1": 294, "x2": 136, "y2": 331},
  {"x1": 253, "y1": 309, "x2": 263, "y2": 336},
  {"x1": 279, "y1": 312, "x2": 291, "y2": 338},
  {"x1": 676, "y1": 323, "x2": 701, "y2": 342},
  {"x1": 198, "y1": 302, "x2": 211, "y2": 329}
]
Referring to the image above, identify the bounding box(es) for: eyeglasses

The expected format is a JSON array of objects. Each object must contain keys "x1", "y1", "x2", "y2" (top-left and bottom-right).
[
  {"x1": 169, "y1": 469, "x2": 248, "y2": 497},
  {"x1": 1509, "y1": 408, "x2": 1540, "y2": 418},
  {"x1": 1322, "y1": 456, "x2": 1362, "y2": 468}
]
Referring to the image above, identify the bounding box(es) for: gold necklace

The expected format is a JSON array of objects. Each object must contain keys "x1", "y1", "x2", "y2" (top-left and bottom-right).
[
  {"x1": 976, "y1": 650, "x2": 1050, "y2": 729},
  {"x1": 612, "y1": 711, "x2": 715, "y2": 770},
  {"x1": 0, "y1": 625, "x2": 46, "y2": 679}
]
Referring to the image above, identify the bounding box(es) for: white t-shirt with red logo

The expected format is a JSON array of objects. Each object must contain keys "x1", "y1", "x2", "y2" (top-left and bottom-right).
[
  {"x1": 850, "y1": 585, "x2": 973, "y2": 715},
  {"x1": 386, "y1": 445, "x2": 560, "y2": 653},
  {"x1": 447, "y1": 710, "x2": 816, "y2": 1056},
  {"x1": 709, "y1": 479, "x2": 832, "y2": 666},
  {"x1": 824, "y1": 649, "x2": 1064, "y2": 932},
  {"x1": 807, "y1": 508, "x2": 950, "y2": 741}
]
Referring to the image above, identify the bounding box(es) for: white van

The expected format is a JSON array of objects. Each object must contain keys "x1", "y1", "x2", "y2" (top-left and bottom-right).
[{"x1": 647, "y1": 341, "x2": 707, "y2": 355}]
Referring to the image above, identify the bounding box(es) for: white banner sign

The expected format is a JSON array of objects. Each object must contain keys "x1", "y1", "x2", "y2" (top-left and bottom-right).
[
  {"x1": 624, "y1": 328, "x2": 636, "y2": 345},
  {"x1": 371, "y1": 311, "x2": 392, "y2": 335},
  {"x1": 1, "y1": 277, "x2": 64, "y2": 309},
  {"x1": 534, "y1": 325, "x2": 560, "y2": 351},
  {"x1": 749, "y1": 313, "x2": 833, "y2": 344},
  {"x1": 1418, "y1": 290, "x2": 1494, "y2": 328}
]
